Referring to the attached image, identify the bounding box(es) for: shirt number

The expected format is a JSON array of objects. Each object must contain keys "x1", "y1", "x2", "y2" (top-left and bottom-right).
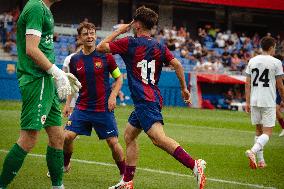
[
  {"x1": 137, "y1": 60, "x2": 156, "y2": 84},
  {"x1": 251, "y1": 68, "x2": 270, "y2": 87}
]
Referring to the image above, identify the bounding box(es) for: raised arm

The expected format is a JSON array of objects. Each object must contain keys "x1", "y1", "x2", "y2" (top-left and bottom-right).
[{"x1": 96, "y1": 22, "x2": 133, "y2": 53}]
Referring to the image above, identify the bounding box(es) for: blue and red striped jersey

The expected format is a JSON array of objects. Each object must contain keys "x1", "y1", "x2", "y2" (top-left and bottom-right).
[
  {"x1": 69, "y1": 50, "x2": 118, "y2": 112},
  {"x1": 109, "y1": 36, "x2": 174, "y2": 106}
]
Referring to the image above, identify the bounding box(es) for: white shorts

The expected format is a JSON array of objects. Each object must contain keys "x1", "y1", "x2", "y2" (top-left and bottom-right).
[{"x1": 251, "y1": 106, "x2": 276, "y2": 127}]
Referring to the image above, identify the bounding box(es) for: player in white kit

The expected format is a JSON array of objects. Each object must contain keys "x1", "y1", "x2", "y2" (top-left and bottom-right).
[
  {"x1": 62, "y1": 43, "x2": 82, "y2": 116},
  {"x1": 245, "y1": 36, "x2": 284, "y2": 169}
]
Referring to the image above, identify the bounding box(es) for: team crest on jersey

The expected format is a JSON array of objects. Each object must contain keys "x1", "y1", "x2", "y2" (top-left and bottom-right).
[
  {"x1": 66, "y1": 121, "x2": 72, "y2": 126},
  {"x1": 95, "y1": 61, "x2": 103, "y2": 69},
  {"x1": 41, "y1": 115, "x2": 47, "y2": 125}
]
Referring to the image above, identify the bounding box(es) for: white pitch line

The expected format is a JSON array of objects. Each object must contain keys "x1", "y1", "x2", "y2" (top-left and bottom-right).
[{"x1": 0, "y1": 149, "x2": 276, "y2": 189}]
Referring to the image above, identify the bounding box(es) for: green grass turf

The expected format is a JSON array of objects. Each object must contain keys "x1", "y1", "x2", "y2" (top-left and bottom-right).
[{"x1": 0, "y1": 100, "x2": 283, "y2": 189}]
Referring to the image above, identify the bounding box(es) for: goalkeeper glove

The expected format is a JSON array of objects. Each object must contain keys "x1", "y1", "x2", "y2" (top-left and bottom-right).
[
  {"x1": 66, "y1": 73, "x2": 82, "y2": 94},
  {"x1": 47, "y1": 64, "x2": 71, "y2": 100}
]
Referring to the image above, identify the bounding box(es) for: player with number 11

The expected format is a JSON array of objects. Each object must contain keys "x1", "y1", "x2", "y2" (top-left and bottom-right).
[{"x1": 97, "y1": 6, "x2": 206, "y2": 189}]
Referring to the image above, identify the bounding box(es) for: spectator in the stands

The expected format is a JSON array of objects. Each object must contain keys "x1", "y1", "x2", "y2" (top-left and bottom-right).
[
  {"x1": 212, "y1": 58, "x2": 224, "y2": 73},
  {"x1": 231, "y1": 53, "x2": 241, "y2": 71},
  {"x1": 217, "y1": 88, "x2": 234, "y2": 109},
  {"x1": 180, "y1": 46, "x2": 190, "y2": 59},
  {"x1": 166, "y1": 38, "x2": 176, "y2": 51},
  {"x1": 252, "y1": 33, "x2": 260, "y2": 48},
  {"x1": 197, "y1": 27, "x2": 207, "y2": 46},
  {"x1": 215, "y1": 33, "x2": 225, "y2": 48},
  {"x1": 221, "y1": 47, "x2": 231, "y2": 67}
]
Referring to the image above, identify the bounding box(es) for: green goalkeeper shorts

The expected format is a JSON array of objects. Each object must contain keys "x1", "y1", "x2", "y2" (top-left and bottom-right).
[{"x1": 19, "y1": 75, "x2": 62, "y2": 130}]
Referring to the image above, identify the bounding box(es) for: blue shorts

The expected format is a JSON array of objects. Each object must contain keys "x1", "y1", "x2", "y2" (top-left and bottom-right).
[
  {"x1": 128, "y1": 101, "x2": 164, "y2": 132},
  {"x1": 276, "y1": 90, "x2": 281, "y2": 105},
  {"x1": 65, "y1": 108, "x2": 118, "y2": 139}
]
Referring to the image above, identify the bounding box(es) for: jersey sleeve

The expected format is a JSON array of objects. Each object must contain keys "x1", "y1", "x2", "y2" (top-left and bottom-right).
[
  {"x1": 245, "y1": 62, "x2": 251, "y2": 77},
  {"x1": 275, "y1": 60, "x2": 284, "y2": 77},
  {"x1": 106, "y1": 54, "x2": 121, "y2": 79},
  {"x1": 25, "y1": 4, "x2": 44, "y2": 37},
  {"x1": 62, "y1": 54, "x2": 73, "y2": 72},
  {"x1": 164, "y1": 46, "x2": 174, "y2": 66},
  {"x1": 109, "y1": 37, "x2": 129, "y2": 54}
]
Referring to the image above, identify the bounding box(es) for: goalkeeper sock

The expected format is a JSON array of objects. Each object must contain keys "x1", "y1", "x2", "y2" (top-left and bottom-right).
[
  {"x1": 0, "y1": 143, "x2": 27, "y2": 187},
  {"x1": 172, "y1": 146, "x2": 195, "y2": 170},
  {"x1": 46, "y1": 146, "x2": 64, "y2": 187}
]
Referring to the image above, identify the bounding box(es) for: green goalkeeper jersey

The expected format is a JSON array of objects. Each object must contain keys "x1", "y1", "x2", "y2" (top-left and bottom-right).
[{"x1": 16, "y1": 0, "x2": 55, "y2": 86}]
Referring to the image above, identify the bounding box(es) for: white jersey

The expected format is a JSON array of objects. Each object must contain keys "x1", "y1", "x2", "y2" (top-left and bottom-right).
[
  {"x1": 62, "y1": 53, "x2": 78, "y2": 108},
  {"x1": 245, "y1": 55, "x2": 283, "y2": 107},
  {"x1": 62, "y1": 53, "x2": 76, "y2": 73}
]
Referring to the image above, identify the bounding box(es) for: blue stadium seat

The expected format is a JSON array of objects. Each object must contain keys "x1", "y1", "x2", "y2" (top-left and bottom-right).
[
  {"x1": 60, "y1": 50, "x2": 69, "y2": 56},
  {"x1": 68, "y1": 36, "x2": 76, "y2": 43},
  {"x1": 10, "y1": 44, "x2": 17, "y2": 56}
]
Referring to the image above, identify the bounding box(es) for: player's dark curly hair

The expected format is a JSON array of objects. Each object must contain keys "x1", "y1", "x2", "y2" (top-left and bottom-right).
[
  {"x1": 260, "y1": 36, "x2": 276, "y2": 51},
  {"x1": 133, "y1": 6, "x2": 158, "y2": 30},
  {"x1": 77, "y1": 22, "x2": 96, "y2": 35}
]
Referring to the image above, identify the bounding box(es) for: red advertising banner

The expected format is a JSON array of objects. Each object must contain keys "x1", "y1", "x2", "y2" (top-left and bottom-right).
[{"x1": 182, "y1": 0, "x2": 284, "y2": 11}]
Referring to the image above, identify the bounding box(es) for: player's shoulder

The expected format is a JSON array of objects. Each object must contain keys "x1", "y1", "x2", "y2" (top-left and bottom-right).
[
  {"x1": 270, "y1": 56, "x2": 282, "y2": 65},
  {"x1": 105, "y1": 53, "x2": 114, "y2": 59},
  {"x1": 24, "y1": 0, "x2": 44, "y2": 12},
  {"x1": 93, "y1": 50, "x2": 108, "y2": 58},
  {"x1": 249, "y1": 55, "x2": 260, "y2": 62},
  {"x1": 70, "y1": 51, "x2": 82, "y2": 61},
  {"x1": 67, "y1": 52, "x2": 76, "y2": 59}
]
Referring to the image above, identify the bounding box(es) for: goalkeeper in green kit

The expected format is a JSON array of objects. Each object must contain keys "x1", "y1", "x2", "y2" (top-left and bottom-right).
[{"x1": 0, "y1": 0, "x2": 81, "y2": 188}]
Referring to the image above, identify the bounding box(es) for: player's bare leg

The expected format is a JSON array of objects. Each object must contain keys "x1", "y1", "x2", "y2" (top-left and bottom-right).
[
  {"x1": 106, "y1": 136, "x2": 125, "y2": 176},
  {"x1": 108, "y1": 123, "x2": 141, "y2": 189},
  {"x1": 146, "y1": 122, "x2": 206, "y2": 189},
  {"x1": 45, "y1": 126, "x2": 65, "y2": 188},
  {"x1": 63, "y1": 130, "x2": 77, "y2": 172},
  {"x1": 276, "y1": 105, "x2": 284, "y2": 137},
  {"x1": 18, "y1": 130, "x2": 40, "y2": 152},
  {"x1": 0, "y1": 130, "x2": 39, "y2": 188}
]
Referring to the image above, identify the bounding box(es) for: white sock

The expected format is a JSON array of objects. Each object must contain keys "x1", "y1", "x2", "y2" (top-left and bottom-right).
[
  {"x1": 254, "y1": 136, "x2": 264, "y2": 162},
  {"x1": 251, "y1": 134, "x2": 269, "y2": 154},
  {"x1": 52, "y1": 185, "x2": 64, "y2": 189}
]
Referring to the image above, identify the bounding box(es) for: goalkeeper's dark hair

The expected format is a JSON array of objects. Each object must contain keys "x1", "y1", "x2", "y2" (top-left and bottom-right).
[
  {"x1": 260, "y1": 36, "x2": 276, "y2": 52},
  {"x1": 133, "y1": 6, "x2": 158, "y2": 30},
  {"x1": 77, "y1": 22, "x2": 96, "y2": 35}
]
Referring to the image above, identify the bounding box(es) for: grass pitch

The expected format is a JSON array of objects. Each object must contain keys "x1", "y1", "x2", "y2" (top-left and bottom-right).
[{"x1": 0, "y1": 100, "x2": 283, "y2": 189}]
